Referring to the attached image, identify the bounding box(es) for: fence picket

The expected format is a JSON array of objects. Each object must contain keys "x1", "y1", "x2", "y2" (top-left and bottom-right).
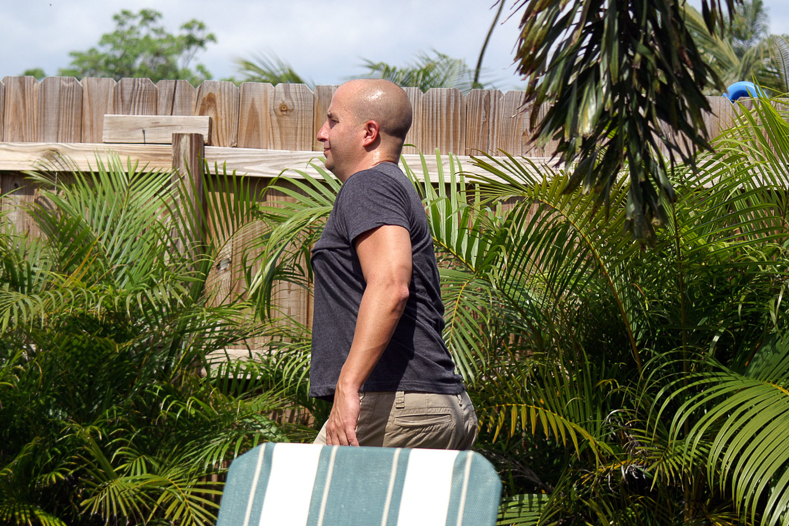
[
  {"x1": 402, "y1": 87, "x2": 422, "y2": 155},
  {"x1": 465, "y1": 89, "x2": 502, "y2": 156},
  {"x1": 269, "y1": 83, "x2": 313, "y2": 151},
  {"x1": 238, "y1": 82, "x2": 274, "y2": 149},
  {"x1": 195, "y1": 81, "x2": 239, "y2": 147},
  {"x1": 312, "y1": 85, "x2": 337, "y2": 151},
  {"x1": 2, "y1": 76, "x2": 38, "y2": 142},
  {"x1": 113, "y1": 78, "x2": 157, "y2": 115},
  {"x1": 37, "y1": 77, "x2": 82, "y2": 143},
  {"x1": 0, "y1": 79, "x2": 4, "y2": 141},
  {"x1": 81, "y1": 78, "x2": 116, "y2": 143},
  {"x1": 157, "y1": 80, "x2": 197, "y2": 116},
  {"x1": 419, "y1": 88, "x2": 465, "y2": 155},
  {"x1": 496, "y1": 91, "x2": 530, "y2": 156}
]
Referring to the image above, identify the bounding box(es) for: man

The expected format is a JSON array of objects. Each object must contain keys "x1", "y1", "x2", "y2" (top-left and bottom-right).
[{"x1": 310, "y1": 79, "x2": 477, "y2": 449}]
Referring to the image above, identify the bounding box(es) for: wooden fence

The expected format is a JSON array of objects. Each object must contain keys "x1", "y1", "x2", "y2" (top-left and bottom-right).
[
  {"x1": 0, "y1": 76, "x2": 757, "y2": 350},
  {"x1": 0, "y1": 76, "x2": 745, "y2": 159}
]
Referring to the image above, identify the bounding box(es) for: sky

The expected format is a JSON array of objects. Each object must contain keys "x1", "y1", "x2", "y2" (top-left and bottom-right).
[{"x1": 2, "y1": 0, "x2": 788, "y2": 92}]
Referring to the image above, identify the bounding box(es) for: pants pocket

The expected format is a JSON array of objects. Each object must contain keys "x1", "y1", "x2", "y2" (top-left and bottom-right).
[{"x1": 385, "y1": 411, "x2": 454, "y2": 448}]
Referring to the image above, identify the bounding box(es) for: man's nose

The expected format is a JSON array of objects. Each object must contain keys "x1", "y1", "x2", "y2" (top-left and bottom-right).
[{"x1": 317, "y1": 122, "x2": 329, "y2": 142}]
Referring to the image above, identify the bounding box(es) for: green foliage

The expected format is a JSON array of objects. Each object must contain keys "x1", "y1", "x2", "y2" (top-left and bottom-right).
[
  {"x1": 58, "y1": 9, "x2": 215, "y2": 84},
  {"x1": 0, "y1": 155, "x2": 311, "y2": 525},
  {"x1": 253, "y1": 95, "x2": 789, "y2": 525},
  {"x1": 685, "y1": 0, "x2": 789, "y2": 94},
  {"x1": 511, "y1": 0, "x2": 741, "y2": 239},
  {"x1": 234, "y1": 50, "x2": 495, "y2": 92},
  {"x1": 235, "y1": 53, "x2": 314, "y2": 88},
  {"x1": 362, "y1": 50, "x2": 493, "y2": 92}
]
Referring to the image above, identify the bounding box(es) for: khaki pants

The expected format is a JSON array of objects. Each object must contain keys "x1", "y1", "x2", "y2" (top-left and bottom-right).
[{"x1": 314, "y1": 391, "x2": 478, "y2": 450}]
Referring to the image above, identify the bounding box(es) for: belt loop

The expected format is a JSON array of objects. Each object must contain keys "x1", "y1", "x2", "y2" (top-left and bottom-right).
[{"x1": 395, "y1": 390, "x2": 405, "y2": 409}]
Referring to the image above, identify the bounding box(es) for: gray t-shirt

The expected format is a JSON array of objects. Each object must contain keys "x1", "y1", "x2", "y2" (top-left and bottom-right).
[{"x1": 309, "y1": 162, "x2": 465, "y2": 399}]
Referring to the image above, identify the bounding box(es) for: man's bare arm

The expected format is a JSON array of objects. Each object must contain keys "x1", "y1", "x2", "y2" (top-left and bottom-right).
[{"x1": 325, "y1": 224, "x2": 412, "y2": 446}]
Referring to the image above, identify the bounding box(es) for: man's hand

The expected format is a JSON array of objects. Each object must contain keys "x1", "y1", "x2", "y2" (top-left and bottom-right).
[{"x1": 325, "y1": 384, "x2": 361, "y2": 446}]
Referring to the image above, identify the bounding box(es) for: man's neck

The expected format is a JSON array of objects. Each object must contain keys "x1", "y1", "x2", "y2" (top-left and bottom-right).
[{"x1": 339, "y1": 152, "x2": 399, "y2": 183}]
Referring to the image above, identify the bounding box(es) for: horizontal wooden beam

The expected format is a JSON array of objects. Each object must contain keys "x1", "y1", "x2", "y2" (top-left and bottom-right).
[
  {"x1": 0, "y1": 142, "x2": 555, "y2": 182},
  {"x1": 103, "y1": 115, "x2": 212, "y2": 145}
]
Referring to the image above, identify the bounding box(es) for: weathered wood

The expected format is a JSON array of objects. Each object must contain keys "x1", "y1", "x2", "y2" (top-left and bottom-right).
[
  {"x1": 312, "y1": 85, "x2": 337, "y2": 151},
  {"x1": 81, "y1": 77, "x2": 116, "y2": 143},
  {"x1": 465, "y1": 89, "x2": 502, "y2": 155},
  {"x1": 268, "y1": 83, "x2": 313, "y2": 150},
  {"x1": 1, "y1": 172, "x2": 41, "y2": 237},
  {"x1": 0, "y1": 142, "x2": 172, "y2": 172},
  {"x1": 102, "y1": 115, "x2": 212, "y2": 145},
  {"x1": 37, "y1": 77, "x2": 82, "y2": 143},
  {"x1": 172, "y1": 133, "x2": 205, "y2": 257},
  {"x1": 0, "y1": 142, "x2": 546, "y2": 183},
  {"x1": 0, "y1": 79, "x2": 4, "y2": 141},
  {"x1": 706, "y1": 95, "x2": 738, "y2": 140},
  {"x1": 195, "y1": 81, "x2": 240, "y2": 147},
  {"x1": 521, "y1": 102, "x2": 560, "y2": 157},
  {"x1": 113, "y1": 78, "x2": 157, "y2": 115},
  {"x1": 419, "y1": 88, "x2": 465, "y2": 155},
  {"x1": 2, "y1": 76, "x2": 38, "y2": 142},
  {"x1": 402, "y1": 87, "x2": 422, "y2": 155},
  {"x1": 157, "y1": 80, "x2": 196, "y2": 116},
  {"x1": 265, "y1": 181, "x2": 311, "y2": 327},
  {"x1": 237, "y1": 82, "x2": 274, "y2": 149},
  {"x1": 496, "y1": 91, "x2": 530, "y2": 155}
]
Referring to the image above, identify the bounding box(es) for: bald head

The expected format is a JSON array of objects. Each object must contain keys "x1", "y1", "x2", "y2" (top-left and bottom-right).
[{"x1": 340, "y1": 79, "x2": 413, "y2": 150}]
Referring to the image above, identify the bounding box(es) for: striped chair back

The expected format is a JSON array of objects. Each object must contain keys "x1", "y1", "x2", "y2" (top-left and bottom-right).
[{"x1": 216, "y1": 443, "x2": 501, "y2": 526}]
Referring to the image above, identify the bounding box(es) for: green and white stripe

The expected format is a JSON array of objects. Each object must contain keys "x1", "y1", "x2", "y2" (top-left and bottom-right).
[{"x1": 217, "y1": 443, "x2": 501, "y2": 526}]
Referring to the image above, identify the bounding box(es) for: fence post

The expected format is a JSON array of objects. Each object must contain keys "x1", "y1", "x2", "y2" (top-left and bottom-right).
[{"x1": 172, "y1": 132, "x2": 205, "y2": 256}]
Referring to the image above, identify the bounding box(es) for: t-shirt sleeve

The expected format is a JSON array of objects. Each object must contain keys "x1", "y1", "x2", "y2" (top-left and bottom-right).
[{"x1": 337, "y1": 171, "x2": 411, "y2": 243}]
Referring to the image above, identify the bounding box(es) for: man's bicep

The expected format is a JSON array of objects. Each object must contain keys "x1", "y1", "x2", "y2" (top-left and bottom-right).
[{"x1": 354, "y1": 225, "x2": 412, "y2": 286}]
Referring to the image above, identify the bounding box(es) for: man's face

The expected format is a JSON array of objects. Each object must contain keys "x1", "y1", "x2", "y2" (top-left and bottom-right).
[{"x1": 317, "y1": 85, "x2": 363, "y2": 181}]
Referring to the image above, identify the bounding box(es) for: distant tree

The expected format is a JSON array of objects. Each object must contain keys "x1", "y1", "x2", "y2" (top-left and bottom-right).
[
  {"x1": 235, "y1": 50, "x2": 494, "y2": 93},
  {"x1": 685, "y1": 0, "x2": 789, "y2": 93},
  {"x1": 58, "y1": 9, "x2": 215, "y2": 84},
  {"x1": 235, "y1": 53, "x2": 314, "y2": 88},
  {"x1": 21, "y1": 68, "x2": 46, "y2": 80}
]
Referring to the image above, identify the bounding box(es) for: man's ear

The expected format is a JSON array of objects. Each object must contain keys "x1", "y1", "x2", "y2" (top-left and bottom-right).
[{"x1": 362, "y1": 120, "x2": 380, "y2": 146}]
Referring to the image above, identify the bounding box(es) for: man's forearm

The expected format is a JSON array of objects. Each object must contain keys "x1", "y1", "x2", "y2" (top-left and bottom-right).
[{"x1": 336, "y1": 282, "x2": 409, "y2": 392}]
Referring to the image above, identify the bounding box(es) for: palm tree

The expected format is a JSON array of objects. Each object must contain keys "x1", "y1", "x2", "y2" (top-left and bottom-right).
[
  {"x1": 252, "y1": 94, "x2": 789, "y2": 524},
  {"x1": 685, "y1": 0, "x2": 789, "y2": 94},
  {"x1": 0, "y1": 156, "x2": 311, "y2": 525},
  {"x1": 510, "y1": 0, "x2": 744, "y2": 239}
]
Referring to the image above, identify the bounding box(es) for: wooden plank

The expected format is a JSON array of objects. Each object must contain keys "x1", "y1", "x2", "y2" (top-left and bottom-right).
[
  {"x1": 0, "y1": 79, "x2": 4, "y2": 141},
  {"x1": 81, "y1": 77, "x2": 116, "y2": 143},
  {"x1": 37, "y1": 77, "x2": 83, "y2": 143},
  {"x1": 157, "y1": 79, "x2": 196, "y2": 116},
  {"x1": 465, "y1": 89, "x2": 502, "y2": 156},
  {"x1": 2, "y1": 76, "x2": 39, "y2": 142},
  {"x1": 402, "y1": 87, "x2": 422, "y2": 155},
  {"x1": 419, "y1": 88, "x2": 465, "y2": 155},
  {"x1": 706, "y1": 95, "x2": 737, "y2": 141},
  {"x1": 195, "y1": 80, "x2": 240, "y2": 147},
  {"x1": 312, "y1": 85, "x2": 337, "y2": 151},
  {"x1": 112, "y1": 78, "x2": 157, "y2": 115},
  {"x1": 522, "y1": 102, "x2": 560, "y2": 157},
  {"x1": 496, "y1": 91, "x2": 530, "y2": 156},
  {"x1": 1, "y1": 172, "x2": 41, "y2": 237},
  {"x1": 102, "y1": 115, "x2": 212, "y2": 145},
  {"x1": 268, "y1": 83, "x2": 313, "y2": 150},
  {"x1": 0, "y1": 142, "x2": 172, "y2": 172},
  {"x1": 0, "y1": 142, "x2": 554, "y2": 184},
  {"x1": 237, "y1": 82, "x2": 274, "y2": 149}
]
